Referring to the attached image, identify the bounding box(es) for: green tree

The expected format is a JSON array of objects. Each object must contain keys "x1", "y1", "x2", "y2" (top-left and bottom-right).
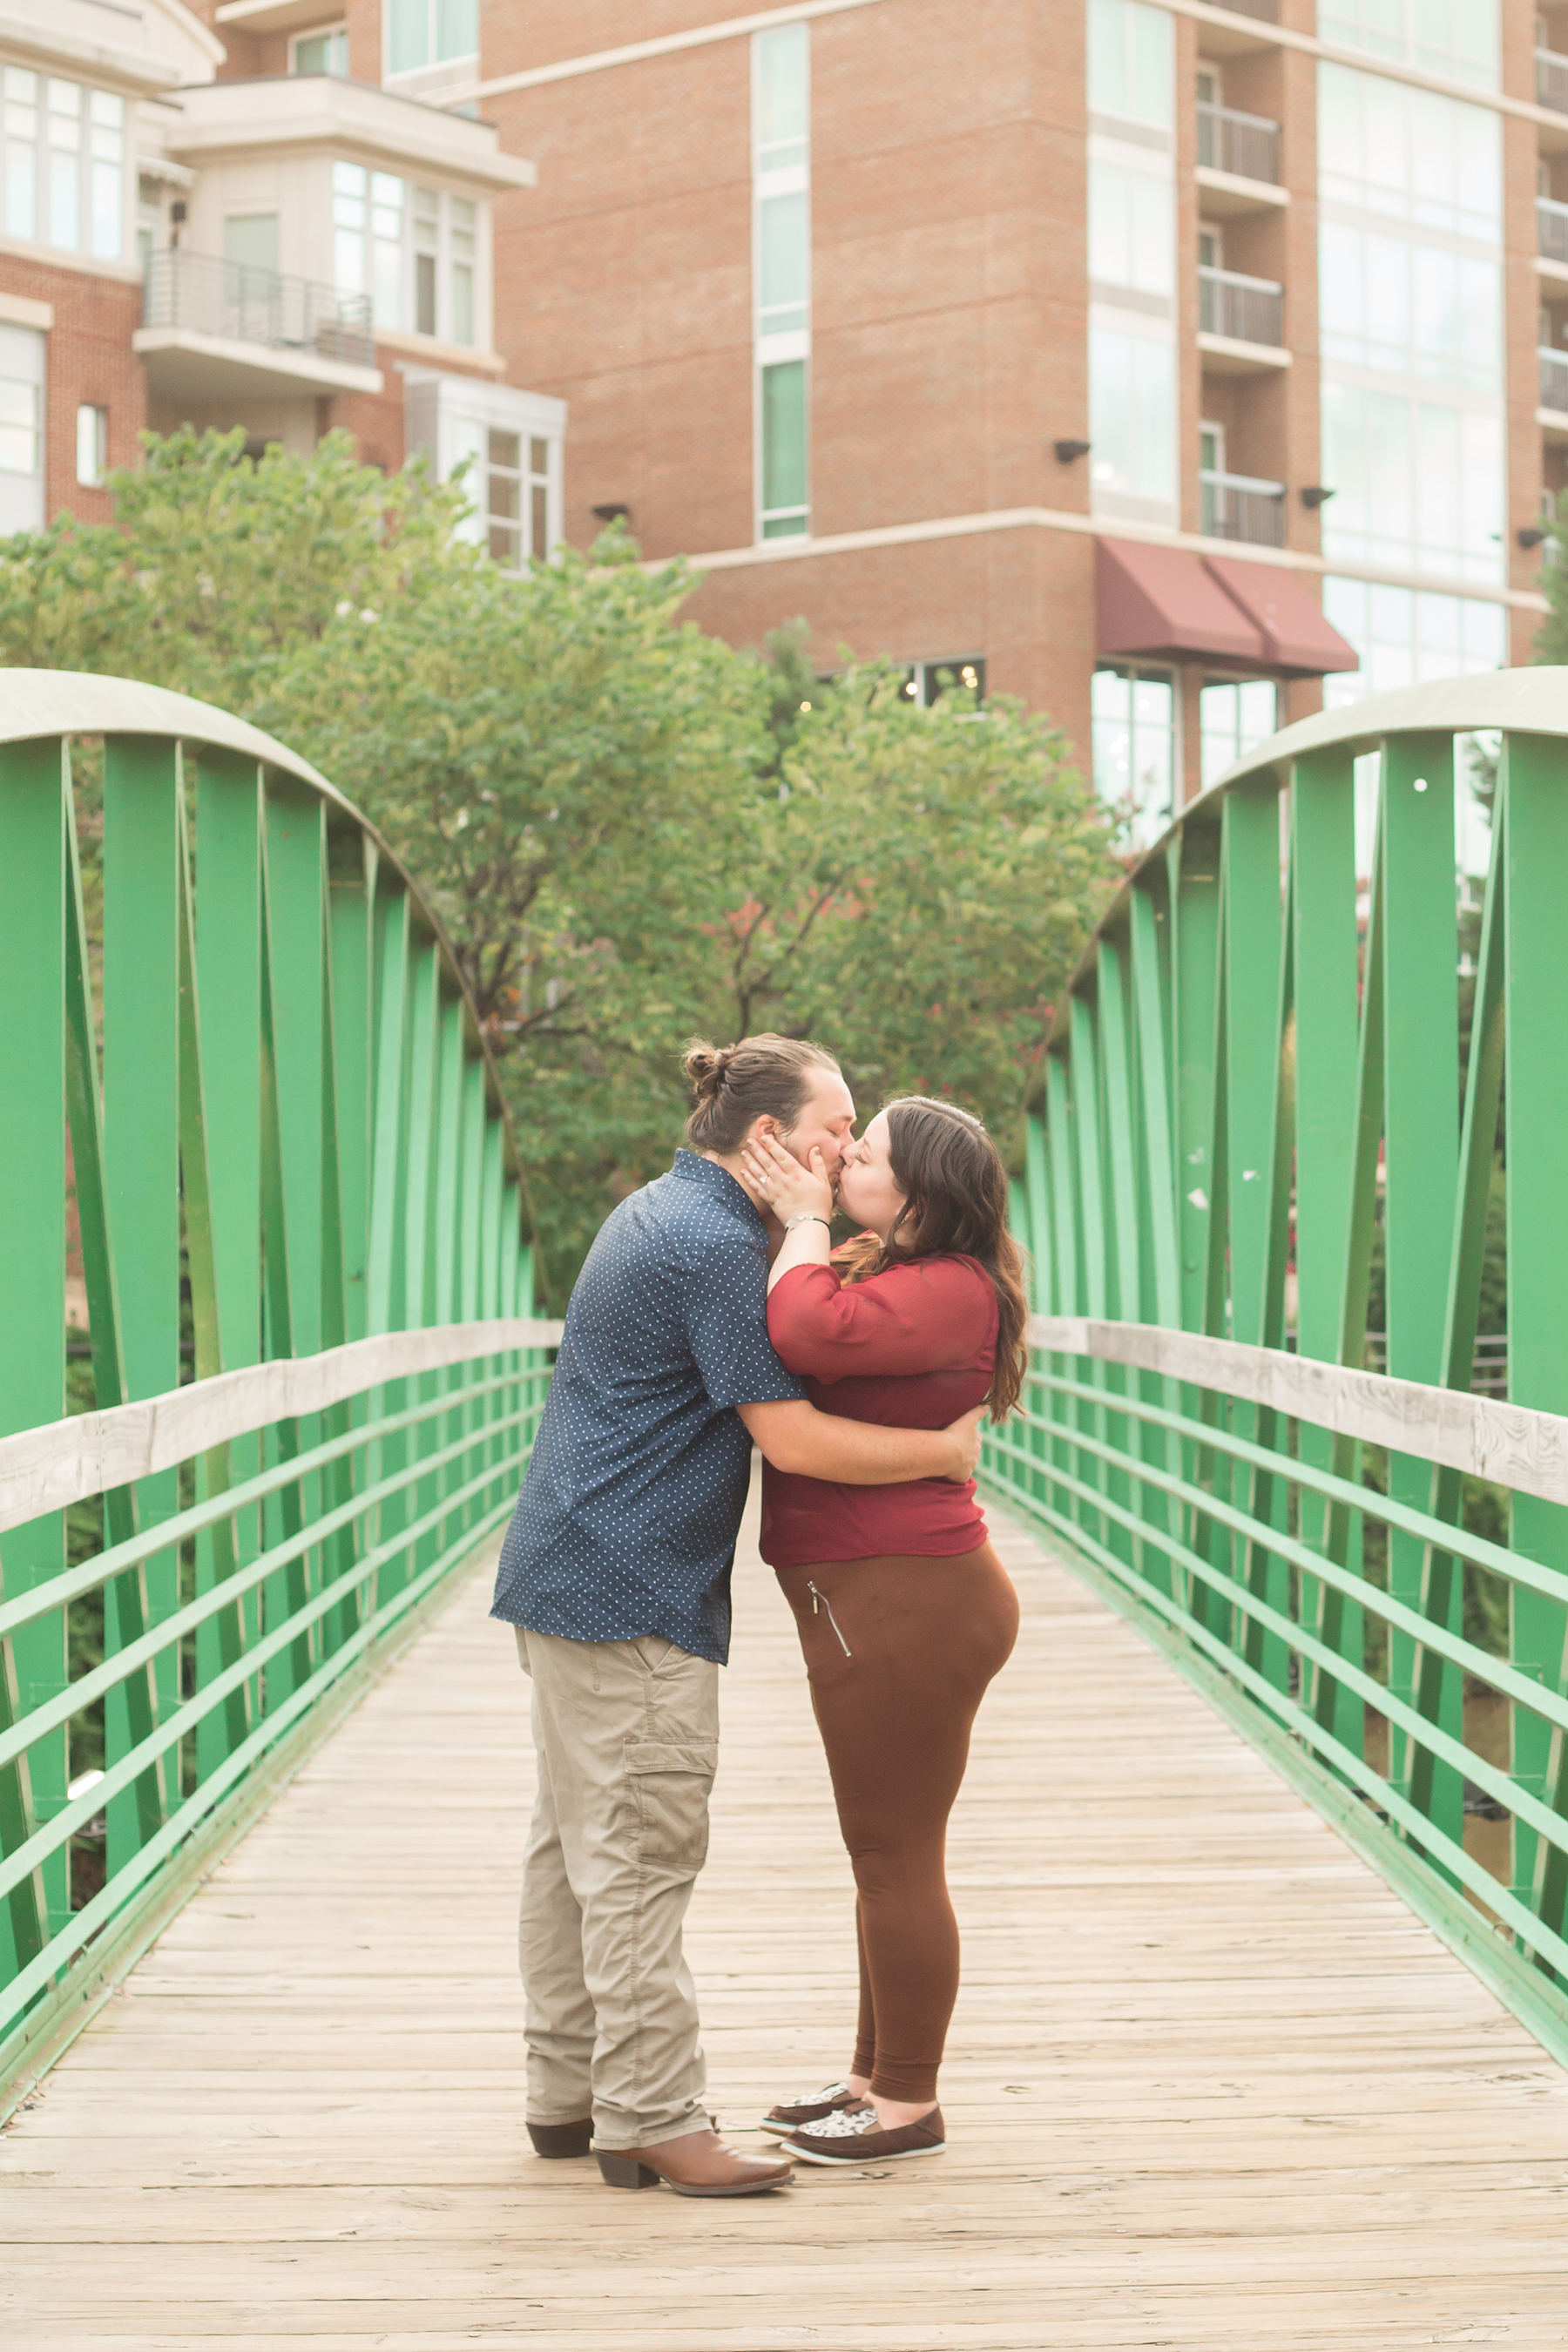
[{"x1": 0, "y1": 429, "x2": 1115, "y2": 1295}]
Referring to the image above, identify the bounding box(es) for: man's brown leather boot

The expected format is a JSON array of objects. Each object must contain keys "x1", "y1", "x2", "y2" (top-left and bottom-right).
[{"x1": 597, "y1": 2126, "x2": 794, "y2": 2197}]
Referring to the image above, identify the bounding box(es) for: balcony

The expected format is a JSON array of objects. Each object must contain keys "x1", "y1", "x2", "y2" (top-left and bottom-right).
[
  {"x1": 1200, "y1": 468, "x2": 1286, "y2": 549},
  {"x1": 1198, "y1": 266, "x2": 1288, "y2": 375},
  {"x1": 1540, "y1": 346, "x2": 1568, "y2": 441},
  {"x1": 1538, "y1": 46, "x2": 1568, "y2": 112},
  {"x1": 1539, "y1": 195, "x2": 1568, "y2": 277},
  {"x1": 134, "y1": 249, "x2": 382, "y2": 405},
  {"x1": 1197, "y1": 101, "x2": 1279, "y2": 186}
]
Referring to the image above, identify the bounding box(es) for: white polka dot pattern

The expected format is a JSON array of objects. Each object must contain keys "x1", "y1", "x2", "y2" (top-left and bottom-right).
[{"x1": 490, "y1": 1151, "x2": 806, "y2": 1665}]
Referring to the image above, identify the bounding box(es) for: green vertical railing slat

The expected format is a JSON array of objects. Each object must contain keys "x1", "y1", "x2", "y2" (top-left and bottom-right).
[
  {"x1": 1503, "y1": 734, "x2": 1568, "y2": 1953},
  {"x1": 1379, "y1": 737, "x2": 1461, "y2": 1821},
  {"x1": 193, "y1": 749, "x2": 264, "y2": 1774},
  {"x1": 0, "y1": 738, "x2": 70, "y2": 1962},
  {"x1": 101, "y1": 735, "x2": 183, "y2": 1868}
]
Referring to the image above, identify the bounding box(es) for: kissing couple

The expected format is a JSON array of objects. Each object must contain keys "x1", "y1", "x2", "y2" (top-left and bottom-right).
[{"x1": 490, "y1": 1033, "x2": 1027, "y2": 2196}]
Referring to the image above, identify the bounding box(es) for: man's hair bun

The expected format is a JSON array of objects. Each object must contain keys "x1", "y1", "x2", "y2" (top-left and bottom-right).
[
  {"x1": 680, "y1": 1033, "x2": 839, "y2": 1155},
  {"x1": 682, "y1": 1039, "x2": 737, "y2": 1102}
]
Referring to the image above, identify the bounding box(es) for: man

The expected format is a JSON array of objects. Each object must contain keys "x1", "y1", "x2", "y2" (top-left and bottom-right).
[{"x1": 491, "y1": 1034, "x2": 985, "y2": 2199}]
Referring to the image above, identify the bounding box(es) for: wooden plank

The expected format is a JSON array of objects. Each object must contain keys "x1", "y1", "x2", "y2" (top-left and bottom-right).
[{"x1": 4, "y1": 1493, "x2": 1568, "y2": 2349}]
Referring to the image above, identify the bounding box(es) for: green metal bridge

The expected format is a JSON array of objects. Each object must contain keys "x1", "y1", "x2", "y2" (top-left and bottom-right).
[{"x1": 4, "y1": 669, "x2": 1568, "y2": 2342}]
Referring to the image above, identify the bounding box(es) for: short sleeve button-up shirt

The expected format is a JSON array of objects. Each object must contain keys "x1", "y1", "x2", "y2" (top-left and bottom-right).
[{"x1": 490, "y1": 1150, "x2": 806, "y2": 1665}]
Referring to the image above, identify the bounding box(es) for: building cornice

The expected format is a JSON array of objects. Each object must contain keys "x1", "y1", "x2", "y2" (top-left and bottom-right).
[
  {"x1": 159, "y1": 76, "x2": 537, "y2": 192},
  {"x1": 649, "y1": 504, "x2": 1549, "y2": 614}
]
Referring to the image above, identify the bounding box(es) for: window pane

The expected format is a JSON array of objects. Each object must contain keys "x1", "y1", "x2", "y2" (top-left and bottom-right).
[
  {"x1": 414, "y1": 185, "x2": 439, "y2": 247},
  {"x1": 758, "y1": 189, "x2": 808, "y2": 314},
  {"x1": 76, "y1": 402, "x2": 105, "y2": 486},
  {"x1": 224, "y1": 213, "x2": 279, "y2": 273},
  {"x1": 388, "y1": 0, "x2": 427, "y2": 73},
  {"x1": 1088, "y1": 159, "x2": 1172, "y2": 295},
  {"x1": 449, "y1": 260, "x2": 473, "y2": 345},
  {"x1": 91, "y1": 160, "x2": 121, "y2": 259},
  {"x1": 415, "y1": 250, "x2": 436, "y2": 335},
  {"x1": 0, "y1": 375, "x2": 37, "y2": 475},
  {"x1": 1089, "y1": 326, "x2": 1176, "y2": 506},
  {"x1": 48, "y1": 148, "x2": 78, "y2": 249},
  {"x1": 489, "y1": 473, "x2": 520, "y2": 519},
  {"x1": 531, "y1": 481, "x2": 548, "y2": 556},
  {"x1": 295, "y1": 28, "x2": 349, "y2": 73},
  {"x1": 489, "y1": 522, "x2": 521, "y2": 567},
  {"x1": 436, "y1": 0, "x2": 478, "y2": 59},
  {"x1": 489, "y1": 429, "x2": 520, "y2": 468},
  {"x1": 756, "y1": 24, "x2": 808, "y2": 150},
  {"x1": 1092, "y1": 663, "x2": 1173, "y2": 843},
  {"x1": 530, "y1": 436, "x2": 549, "y2": 476},
  {"x1": 6, "y1": 143, "x2": 35, "y2": 240},
  {"x1": 760, "y1": 357, "x2": 807, "y2": 514},
  {"x1": 1087, "y1": 0, "x2": 1172, "y2": 126}
]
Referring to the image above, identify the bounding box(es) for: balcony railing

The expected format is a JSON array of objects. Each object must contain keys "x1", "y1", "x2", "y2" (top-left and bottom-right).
[
  {"x1": 141, "y1": 248, "x2": 374, "y2": 370},
  {"x1": 1540, "y1": 194, "x2": 1568, "y2": 267},
  {"x1": 1199, "y1": 264, "x2": 1284, "y2": 348},
  {"x1": 1540, "y1": 345, "x2": 1568, "y2": 415},
  {"x1": 1538, "y1": 45, "x2": 1568, "y2": 112},
  {"x1": 1197, "y1": 100, "x2": 1280, "y2": 185},
  {"x1": 1200, "y1": 466, "x2": 1286, "y2": 548}
]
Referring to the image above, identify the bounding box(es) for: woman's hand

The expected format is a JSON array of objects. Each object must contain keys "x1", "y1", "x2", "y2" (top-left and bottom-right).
[{"x1": 741, "y1": 1128, "x2": 835, "y2": 1226}]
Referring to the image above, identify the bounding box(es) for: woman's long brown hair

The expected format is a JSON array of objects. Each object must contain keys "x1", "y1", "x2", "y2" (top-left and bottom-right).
[{"x1": 835, "y1": 1096, "x2": 1031, "y2": 1420}]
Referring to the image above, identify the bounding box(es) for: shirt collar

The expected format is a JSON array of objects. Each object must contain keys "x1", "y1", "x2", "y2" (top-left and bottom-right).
[{"x1": 671, "y1": 1147, "x2": 767, "y2": 1232}]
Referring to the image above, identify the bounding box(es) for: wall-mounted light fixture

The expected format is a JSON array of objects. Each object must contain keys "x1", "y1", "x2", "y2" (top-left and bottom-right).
[
  {"x1": 1301, "y1": 485, "x2": 1335, "y2": 509},
  {"x1": 1517, "y1": 525, "x2": 1547, "y2": 549},
  {"x1": 1053, "y1": 439, "x2": 1092, "y2": 464},
  {"x1": 591, "y1": 502, "x2": 631, "y2": 523}
]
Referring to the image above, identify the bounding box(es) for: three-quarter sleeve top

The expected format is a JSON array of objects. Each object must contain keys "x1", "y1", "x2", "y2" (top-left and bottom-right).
[{"x1": 759, "y1": 1253, "x2": 997, "y2": 1568}]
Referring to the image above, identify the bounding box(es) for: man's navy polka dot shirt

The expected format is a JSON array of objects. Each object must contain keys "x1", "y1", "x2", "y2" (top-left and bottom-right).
[{"x1": 490, "y1": 1150, "x2": 806, "y2": 1665}]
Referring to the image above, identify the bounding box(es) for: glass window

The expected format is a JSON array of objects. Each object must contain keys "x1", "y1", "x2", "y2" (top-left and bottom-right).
[
  {"x1": 529, "y1": 436, "x2": 550, "y2": 560},
  {"x1": 1320, "y1": 380, "x2": 1504, "y2": 584},
  {"x1": 76, "y1": 402, "x2": 107, "y2": 488},
  {"x1": 760, "y1": 359, "x2": 808, "y2": 536},
  {"x1": 1087, "y1": 159, "x2": 1173, "y2": 296},
  {"x1": 1316, "y1": 0, "x2": 1497, "y2": 90},
  {"x1": 1089, "y1": 326, "x2": 1176, "y2": 510},
  {"x1": 1321, "y1": 575, "x2": 1507, "y2": 704},
  {"x1": 486, "y1": 427, "x2": 521, "y2": 567},
  {"x1": 224, "y1": 213, "x2": 279, "y2": 275},
  {"x1": 449, "y1": 196, "x2": 475, "y2": 345},
  {"x1": 0, "y1": 373, "x2": 38, "y2": 476},
  {"x1": 1200, "y1": 679, "x2": 1278, "y2": 788},
  {"x1": 1087, "y1": 0, "x2": 1173, "y2": 128},
  {"x1": 334, "y1": 166, "x2": 476, "y2": 342},
  {"x1": 1319, "y1": 220, "x2": 1500, "y2": 392},
  {"x1": 388, "y1": 0, "x2": 477, "y2": 74},
  {"x1": 0, "y1": 69, "x2": 121, "y2": 257},
  {"x1": 292, "y1": 25, "x2": 349, "y2": 74},
  {"x1": 1317, "y1": 63, "x2": 1500, "y2": 241},
  {"x1": 755, "y1": 24, "x2": 808, "y2": 164},
  {"x1": 4, "y1": 68, "x2": 36, "y2": 242},
  {"x1": 758, "y1": 189, "x2": 808, "y2": 330},
  {"x1": 1092, "y1": 665, "x2": 1175, "y2": 848}
]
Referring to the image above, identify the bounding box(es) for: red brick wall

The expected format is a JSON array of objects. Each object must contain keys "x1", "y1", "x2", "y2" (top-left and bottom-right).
[{"x1": 0, "y1": 260, "x2": 145, "y2": 526}]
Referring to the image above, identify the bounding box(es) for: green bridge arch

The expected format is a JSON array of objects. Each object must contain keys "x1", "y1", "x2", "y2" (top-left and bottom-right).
[
  {"x1": 980, "y1": 666, "x2": 1568, "y2": 2069},
  {"x1": 0, "y1": 672, "x2": 552, "y2": 2093}
]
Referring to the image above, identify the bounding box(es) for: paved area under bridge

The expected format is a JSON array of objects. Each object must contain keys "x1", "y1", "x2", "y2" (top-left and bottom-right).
[{"x1": 3, "y1": 1485, "x2": 1567, "y2": 2350}]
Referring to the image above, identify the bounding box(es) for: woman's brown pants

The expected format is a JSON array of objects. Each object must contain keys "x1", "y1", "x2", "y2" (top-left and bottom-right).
[{"x1": 774, "y1": 1541, "x2": 1018, "y2": 2105}]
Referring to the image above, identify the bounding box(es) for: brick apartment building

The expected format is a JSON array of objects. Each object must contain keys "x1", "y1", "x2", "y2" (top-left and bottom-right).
[{"x1": 0, "y1": 0, "x2": 1559, "y2": 835}]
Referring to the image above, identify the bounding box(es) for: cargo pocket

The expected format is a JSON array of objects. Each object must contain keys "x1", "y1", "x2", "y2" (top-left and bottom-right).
[{"x1": 625, "y1": 1740, "x2": 718, "y2": 1874}]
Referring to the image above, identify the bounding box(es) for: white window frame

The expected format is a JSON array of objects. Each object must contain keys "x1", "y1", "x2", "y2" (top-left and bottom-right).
[
  {"x1": 331, "y1": 162, "x2": 481, "y2": 347},
  {"x1": 383, "y1": 0, "x2": 479, "y2": 84},
  {"x1": 76, "y1": 401, "x2": 107, "y2": 488},
  {"x1": 402, "y1": 370, "x2": 567, "y2": 575}
]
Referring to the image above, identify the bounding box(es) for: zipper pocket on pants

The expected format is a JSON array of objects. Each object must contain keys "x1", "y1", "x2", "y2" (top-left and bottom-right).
[{"x1": 806, "y1": 1579, "x2": 852, "y2": 1658}]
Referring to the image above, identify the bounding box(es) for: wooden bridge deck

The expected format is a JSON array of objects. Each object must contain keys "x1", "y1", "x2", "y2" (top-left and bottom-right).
[{"x1": 4, "y1": 1488, "x2": 1568, "y2": 2349}]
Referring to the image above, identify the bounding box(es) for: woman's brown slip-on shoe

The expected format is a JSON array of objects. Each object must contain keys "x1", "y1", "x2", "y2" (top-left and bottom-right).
[
  {"x1": 780, "y1": 2104, "x2": 945, "y2": 2166},
  {"x1": 758, "y1": 2078, "x2": 869, "y2": 2136}
]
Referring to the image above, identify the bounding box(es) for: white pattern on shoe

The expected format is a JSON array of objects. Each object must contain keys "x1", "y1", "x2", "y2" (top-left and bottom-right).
[
  {"x1": 790, "y1": 2103, "x2": 887, "y2": 2139},
  {"x1": 780, "y1": 2078, "x2": 852, "y2": 2106}
]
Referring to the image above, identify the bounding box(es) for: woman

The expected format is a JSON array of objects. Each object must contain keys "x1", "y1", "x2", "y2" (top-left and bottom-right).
[{"x1": 739, "y1": 1096, "x2": 1027, "y2": 2166}]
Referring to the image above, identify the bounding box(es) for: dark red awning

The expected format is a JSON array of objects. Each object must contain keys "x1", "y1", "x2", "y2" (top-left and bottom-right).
[
  {"x1": 1095, "y1": 537, "x2": 1359, "y2": 678},
  {"x1": 1202, "y1": 555, "x2": 1359, "y2": 675}
]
